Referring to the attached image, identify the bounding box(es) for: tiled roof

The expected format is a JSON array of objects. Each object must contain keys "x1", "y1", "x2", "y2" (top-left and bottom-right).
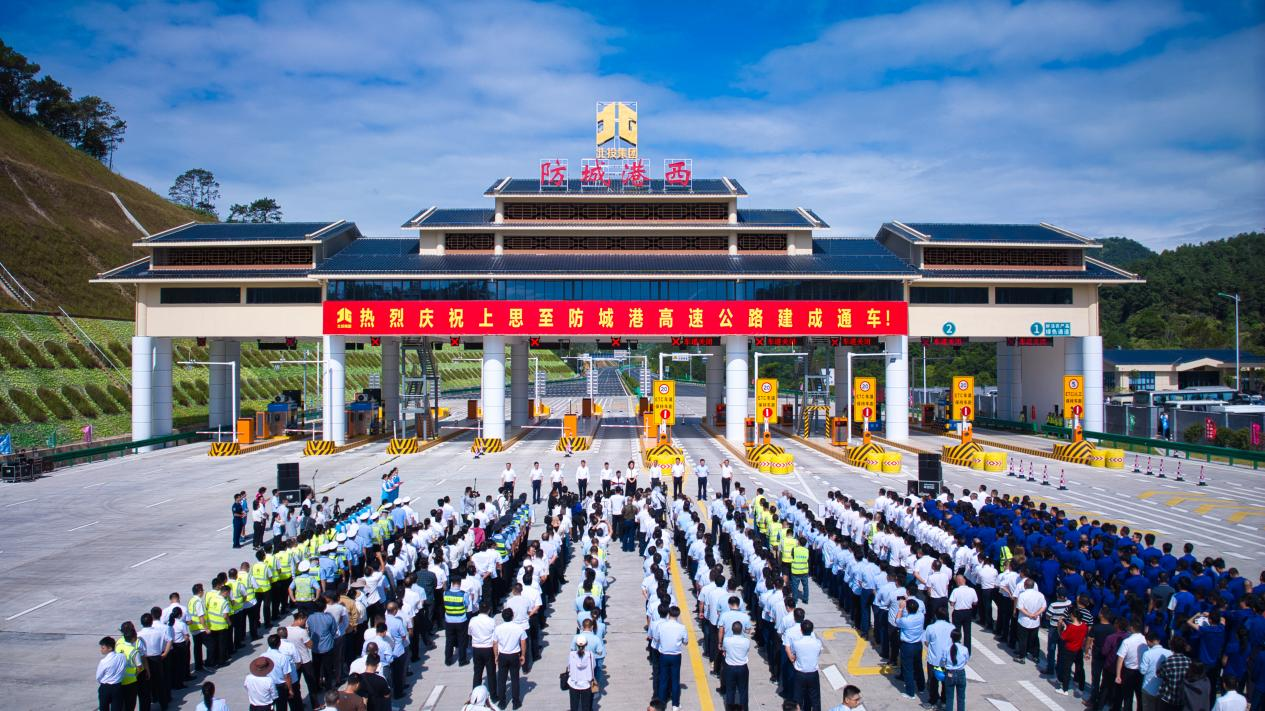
[
  {"x1": 140, "y1": 221, "x2": 354, "y2": 243},
  {"x1": 885, "y1": 222, "x2": 1096, "y2": 245},
  {"x1": 1103, "y1": 349, "x2": 1265, "y2": 366},
  {"x1": 486, "y1": 178, "x2": 745, "y2": 196},
  {"x1": 94, "y1": 260, "x2": 314, "y2": 281},
  {"x1": 917, "y1": 260, "x2": 1138, "y2": 281}
]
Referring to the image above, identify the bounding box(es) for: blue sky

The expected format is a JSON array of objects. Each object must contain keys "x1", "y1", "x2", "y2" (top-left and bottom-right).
[{"x1": 3, "y1": 0, "x2": 1262, "y2": 248}]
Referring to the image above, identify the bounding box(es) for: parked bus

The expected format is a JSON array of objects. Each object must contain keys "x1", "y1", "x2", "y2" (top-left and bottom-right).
[{"x1": 1132, "y1": 386, "x2": 1235, "y2": 408}]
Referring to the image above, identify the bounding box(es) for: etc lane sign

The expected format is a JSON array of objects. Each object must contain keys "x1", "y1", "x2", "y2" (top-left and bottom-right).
[
  {"x1": 755, "y1": 378, "x2": 778, "y2": 424},
  {"x1": 853, "y1": 377, "x2": 877, "y2": 422},
  {"x1": 952, "y1": 376, "x2": 974, "y2": 422},
  {"x1": 652, "y1": 380, "x2": 676, "y2": 425}
]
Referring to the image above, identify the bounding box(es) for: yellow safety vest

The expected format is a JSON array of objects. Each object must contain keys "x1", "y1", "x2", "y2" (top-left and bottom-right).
[
  {"x1": 252, "y1": 562, "x2": 272, "y2": 593},
  {"x1": 275, "y1": 550, "x2": 292, "y2": 580},
  {"x1": 293, "y1": 574, "x2": 318, "y2": 602},
  {"x1": 227, "y1": 579, "x2": 245, "y2": 613},
  {"x1": 187, "y1": 594, "x2": 206, "y2": 633},
  {"x1": 265, "y1": 553, "x2": 281, "y2": 584},
  {"x1": 756, "y1": 511, "x2": 768, "y2": 534},
  {"x1": 115, "y1": 639, "x2": 142, "y2": 685},
  {"x1": 205, "y1": 592, "x2": 229, "y2": 631},
  {"x1": 791, "y1": 546, "x2": 810, "y2": 576},
  {"x1": 999, "y1": 545, "x2": 1012, "y2": 571}
]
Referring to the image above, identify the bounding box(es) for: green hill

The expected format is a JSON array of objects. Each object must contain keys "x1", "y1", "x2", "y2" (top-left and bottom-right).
[{"x1": 0, "y1": 111, "x2": 209, "y2": 319}]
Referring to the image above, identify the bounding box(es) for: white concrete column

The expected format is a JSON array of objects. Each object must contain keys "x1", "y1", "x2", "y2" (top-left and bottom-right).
[
  {"x1": 381, "y1": 337, "x2": 401, "y2": 432},
  {"x1": 705, "y1": 345, "x2": 724, "y2": 425},
  {"x1": 510, "y1": 338, "x2": 529, "y2": 428},
  {"x1": 1082, "y1": 335, "x2": 1104, "y2": 432},
  {"x1": 1008, "y1": 345, "x2": 1024, "y2": 422},
  {"x1": 724, "y1": 336, "x2": 748, "y2": 446},
  {"x1": 132, "y1": 336, "x2": 155, "y2": 450},
  {"x1": 834, "y1": 347, "x2": 850, "y2": 418},
  {"x1": 207, "y1": 340, "x2": 227, "y2": 431},
  {"x1": 323, "y1": 335, "x2": 346, "y2": 445},
  {"x1": 995, "y1": 343, "x2": 1013, "y2": 419},
  {"x1": 482, "y1": 336, "x2": 506, "y2": 441},
  {"x1": 222, "y1": 340, "x2": 240, "y2": 429},
  {"x1": 152, "y1": 338, "x2": 173, "y2": 438},
  {"x1": 884, "y1": 335, "x2": 910, "y2": 442}
]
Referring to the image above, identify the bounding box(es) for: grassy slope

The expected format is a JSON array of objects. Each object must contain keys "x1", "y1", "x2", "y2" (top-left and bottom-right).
[{"x1": 0, "y1": 111, "x2": 210, "y2": 319}]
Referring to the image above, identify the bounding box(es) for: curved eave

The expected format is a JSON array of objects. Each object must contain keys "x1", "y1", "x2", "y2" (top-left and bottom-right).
[
  {"x1": 309, "y1": 272, "x2": 918, "y2": 280},
  {"x1": 407, "y1": 223, "x2": 824, "y2": 231}
]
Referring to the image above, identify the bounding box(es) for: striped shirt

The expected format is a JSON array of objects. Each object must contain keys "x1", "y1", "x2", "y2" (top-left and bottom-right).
[{"x1": 1045, "y1": 599, "x2": 1072, "y2": 626}]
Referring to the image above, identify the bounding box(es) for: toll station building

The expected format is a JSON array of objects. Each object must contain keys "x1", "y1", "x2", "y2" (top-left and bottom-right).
[{"x1": 96, "y1": 171, "x2": 1140, "y2": 450}]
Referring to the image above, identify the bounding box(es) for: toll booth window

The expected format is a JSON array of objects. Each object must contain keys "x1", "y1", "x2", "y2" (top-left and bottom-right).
[
  {"x1": 1128, "y1": 371, "x2": 1155, "y2": 392},
  {"x1": 994, "y1": 287, "x2": 1074, "y2": 305},
  {"x1": 246, "y1": 287, "x2": 322, "y2": 304},
  {"x1": 159, "y1": 287, "x2": 241, "y2": 304},
  {"x1": 910, "y1": 287, "x2": 989, "y2": 304}
]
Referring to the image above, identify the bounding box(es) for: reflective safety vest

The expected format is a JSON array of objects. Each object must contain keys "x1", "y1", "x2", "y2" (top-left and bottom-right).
[
  {"x1": 251, "y1": 562, "x2": 271, "y2": 593},
  {"x1": 768, "y1": 525, "x2": 783, "y2": 548},
  {"x1": 998, "y1": 545, "x2": 1012, "y2": 571},
  {"x1": 443, "y1": 590, "x2": 468, "y2": 618},
  {"x1": 187, "y1": 594, "x2": 206, "y2": 633},
  {"x1": 791, "y1": 545, "x2": 810, "y2": 576},
  {"x1": 292, "y1": 574, "x2": 319, "y2": 602},
  {"x1": 756, "y1": 511, "x2": 769, "y2": 534},
  {"x1": 781, "y1": 538, "x2": 796, "y2": 563},
  {"x1": 115, "y1": 638, "x2": 142, "y2": 686},
  {"x1": 265, "y1": 553, "x2": 281, "y2": 584},
  {"x1": 205, "y1": 592, "x2": 229, "y2": 631},
  {"x1": 866, "y1": 521, "x2": 878, "y2": 544},
  {"x1": 276, "y1": 550, "x2": 293, "y2": 579},
  {"x1": 227, "y1": 579, "x2": 246, "y2": 612}
]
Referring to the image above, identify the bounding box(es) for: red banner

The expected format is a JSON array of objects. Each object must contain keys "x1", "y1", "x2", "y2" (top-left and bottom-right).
[{"x1": 323, "y1": 300, "x2": 907, "y2": 337}]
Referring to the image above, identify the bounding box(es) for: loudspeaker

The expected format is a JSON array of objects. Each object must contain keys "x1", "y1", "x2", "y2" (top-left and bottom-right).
[
  {"x1": 277, "y1": 462, "x2": 300, "y2": 492},
  {"x1": 906, "y1": 480, "x2": 919, "y2": 496},
  {"x1": 918, "y1": 453, "x2": 942, "y2": 482}
]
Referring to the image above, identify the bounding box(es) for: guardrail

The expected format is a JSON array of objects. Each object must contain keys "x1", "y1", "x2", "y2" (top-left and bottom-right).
[
  {"x1": 973, "y1": 416, "x2": 1265, "y2": 469},
  {"x1": 44, "y1": 431, "x2": 209, "y2": 466}
]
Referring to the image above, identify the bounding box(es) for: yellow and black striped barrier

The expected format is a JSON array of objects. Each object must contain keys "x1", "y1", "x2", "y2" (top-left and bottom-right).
[
  {"x1": 647, "y1": 443, "x2": 684, "y2": 459},
  {"x1": 800, "y1": 405, "x2": 831, "y2": 437},
  {"x1": 386, "y1": 438, "x2": 420, "y2": 455},
  {"x1": 745, "y1": 442, "x2": 787, "y2": 462},
  {"x1": 303, "y1": 440, "x2": 336, "y2": 456},
  {"x1": 555, "y1": 436, "x2": 592, "y2": 452},
  {"x1": 1053, "y1": 439, "x2": 1094, "y2": 464},
  {"x1": 471, "y1": 438, "x2": 504, "y2": 454},
  {"x1": 847, "y1": 441, "x2": 884, "y2": 469},
  {"x1": 942, "y1": 440, "x2": 984, "y2": 466},
  {"x1": 208, "y1": 442, "x2": 240, "y2": 457}
]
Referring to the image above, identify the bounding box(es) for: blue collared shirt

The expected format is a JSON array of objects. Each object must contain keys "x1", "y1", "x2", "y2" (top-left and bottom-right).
[{"x1": 898, "y1": 611, "x2": 925, "y2": 643}]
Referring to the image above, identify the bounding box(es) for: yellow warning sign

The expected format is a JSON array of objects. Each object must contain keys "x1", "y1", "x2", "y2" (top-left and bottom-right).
[
  {"x1": 652, "y1": 379, "x2": 676, "y2": 425},
  {"x1": 952, "y1": 376, "x2": 974, "y2": 421},
  {"x1": 853, "y1": 377, "x2": 877, "y2": 422},
  {"x1": 1063, "y1": 375, "x2": 1084, "y2": 421},
  {"x1": 756, "y1": 378, "x2": 778, "y2": 424}
]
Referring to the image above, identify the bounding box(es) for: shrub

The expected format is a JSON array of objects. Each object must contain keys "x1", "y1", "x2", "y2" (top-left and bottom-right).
[
  {"x1": 1182, "y1": 424, "x2": 1204, "y2": 444},
  {"x1": 107, "y1": 341, "x2": 131, "y2": 364},
  {"x1": 44, "y1": 340, "x2": 79, "y2": 368},
  {"x1": 0, "y1": 396, "x2": 21, "y2": 424},
  {"x1": 9, "y1": 389, "x2": 48, "y2": 422},
  {"x1": 83, "y1": 384, "x2": 122, "y2": 415},
  {"x1": 37, "y1": 386, "x2": 75, "y2": 419},
  {"x1": 67, "y1": 341, "x2": 102, "y2": 368},
  {"x1": 60, "y1": 385, "x2": 99, "y2": 418},
  {"x1": 0, "y1": 338, "x2": 31, "y2": 368},
  {"x1": 107, "y1": 383, "x2": 131, "y2": 408},
  {"x1": 173, "y1": 387, "x2": 192, "y2": 407},
  {"x1": 17, "y1": 339, "x2": 55, "y2": 368},
  {"x1": 178, "y1": 381, "x2": 205, "y2": 406}
]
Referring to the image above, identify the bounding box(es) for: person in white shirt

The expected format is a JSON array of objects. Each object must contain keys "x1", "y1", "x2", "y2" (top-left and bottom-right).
[
  {"x1": 468, "y1": 605, "x2": 499, "y2": 700},
  {"x1": 244, "y1": 656, "x2": 279, "y2": 709},
  {"x1": 96, "y1": 636, "x2": 127, "y2": 709},
  {"x1": 492, "y1": 609, "x2": 528, "y2": 708},
  {"x1": 1013, "y1": 579, "x2": 1046, "y2": 665},
  {"x1": 1115, "y1": 619, "x2": 1147, "y2": 708},
  {"x1": 600, "y1": 462, "x2": 613, "y2": 494},
  {"x1": 1212, "y1": 676, "x2": 1248, "y2": 711},
  {"x1": 626, "y1": 459, "x2": 640, "y2": 491},
  {"x1": 501, "y1": 464, "x2": 516, "y2": 497},
  {"x1": 719, "y1": 459, "x2": 733, "y2": 498},
  {"x1": 947, "y1": 574, "x2": 979, "y2": 649},
  {"x1": 695, "y1": 458, "x2": 710, "y2": 499},
  {"x1": 670, "y1": 457, "x2": 686, "y2": 497},
  {"x1": 529, "y1": 462, "x2": 544, "y2": 504},
  {"x1": 193, "y1": 680, "x2": 230, "y2": 711},
  {"x1": 550, "y1": 463, "x2": 565, "y2": 495},
  {"x1": 575, "y1": 460, "x2": 590, "y2": 498}
]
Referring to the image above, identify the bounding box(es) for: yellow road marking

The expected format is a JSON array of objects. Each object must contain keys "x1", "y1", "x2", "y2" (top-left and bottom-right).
[
  {"x1": 1228, "y1": 510, "x2": 1265, "y2": 524},
  {"x1": 668, "y1": 546, "x2": 716, "y2": 711},
  {"x1": 819, "y1": 626, "x2": 884, "y2": 675}
]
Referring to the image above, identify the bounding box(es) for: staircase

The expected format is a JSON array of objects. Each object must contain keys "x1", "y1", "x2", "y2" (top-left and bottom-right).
[
  {"x1": 0, "y1": 258, "x2": 36, "y2": 309},
  {"x1": 401, "y1": 338, "x2": 442, "y2": 438}
]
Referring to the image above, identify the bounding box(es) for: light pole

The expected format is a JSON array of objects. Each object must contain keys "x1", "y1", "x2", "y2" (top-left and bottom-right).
[
  {"x1": 753, "y1": 351, "x2": 807, "y2": 436},
  {"x1": 453, "y1": 357, "x2": 485, "y2": 438},
  {"x1": 270, "y1": 347, "x2": 321, "y2": 427},
  {"x1": 658, "y1": 351, "x2": 712, "y2": 380},
  {"x1": 845, "y1": 351, "x2": 893, "y2": 446},
  {"x1": 1217, "y1": 291, "x2": 1241, "y2": 393},
  {"x1": 181, "y1": 359, "x2": 238, "y2": 442}
]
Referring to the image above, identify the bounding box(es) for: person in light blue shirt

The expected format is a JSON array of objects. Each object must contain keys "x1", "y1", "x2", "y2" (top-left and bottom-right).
[
  {"x1": 721, "y1": 620, "x2": 751, "y2": 709},
  {"x1": 873, "y1": 573, "x2": 898, "y2": 660},
  {"x1": 923, "y1": 609, "x2": 956, "y2": 707},
  {"x1": 897, "y1": 598, "x2": 927, "y2": 699},
  {"x1": 789, "y1": 620, "x2": 824, "y2": 711},
  {"x1": 941, "y1": 629, "x2": 971, "y2": 711},
  {"x1": 654, "y1": 607, "x2": 688, "y2": 708},
  {"x1": 1139, "y1": 632, "x2": 1171, "y2": 707}
]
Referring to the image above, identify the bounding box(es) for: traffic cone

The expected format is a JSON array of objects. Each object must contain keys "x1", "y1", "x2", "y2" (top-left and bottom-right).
[
  {"x1": 1175, "y1": 462, "x2": 1184, "y2": 482},
  {"x1": 1058, "y1": 469, "x2": 1068, "y2": 490},
  {"x1": 1157, "y1": 460, "x2": 1165, "y2": 479},
  {"x1": 1027, "y1": 462, "x2": 1036, "y2": 482},
  {"x1": 1145, "y1": 457, "x2": 1153, "y2": 476},
  {"x1": 1132, "y1": 455, "x2": 1142, "y2": 473},
  {"x1": 1198, "y1": 466, "x2": 1207, "y2": 486},
  {"x1": 1007, "y1": 460, "x2": 1016, "y2": 477},
  {"x1": 1041, "y1": 465, "x2": 1050, "y2": 486}
]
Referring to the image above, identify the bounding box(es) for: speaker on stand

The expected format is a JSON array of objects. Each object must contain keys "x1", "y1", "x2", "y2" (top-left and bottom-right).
[{"x1": 277, "y1": 462, "x2": 301, "y2": 504}]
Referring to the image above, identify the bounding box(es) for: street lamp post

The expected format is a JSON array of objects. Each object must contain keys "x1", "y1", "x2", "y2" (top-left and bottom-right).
[
  {"x1": 1217, "y1": 292, "x2": 1241, "y2": 393},
  {"x1": 180, "y1": 359, "x2": 238, "y2": 442},
  {"x1": 844, "y1": 351, "x2": 893, "y2": 446}
]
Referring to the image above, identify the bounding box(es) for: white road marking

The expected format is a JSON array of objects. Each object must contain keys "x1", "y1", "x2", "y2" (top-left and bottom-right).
[
  {"x1": 5, "y1": 597, "x2": 58, "y2": 621},
  {"x1": 145, "y1": 498, "x2": 174, "y2": 508},
  {"x1": 419, "y1": 684, "x2": 445, "y2": 711},
  {"x1": 822, "y1": 663, "x2": 847, "y2": 691},
  {"x1": 965, "y1": 664, "x2": 985, "y2": 682},
  {"x1": 986, "y1": 698, "x2": 1022, "y2": 711},
  {"x1": 1018, "y1": 679, "x2": 1066, "y2": 711},
  {"x1": 972, "y1": 639, "x2": 1007, "y2": 665},
  {"x1": 83, "y1": 481, "x2": 109, "y2": 489},
  {"x1": 67, "y1": 520, "x2": 99, "y2": 532},
  {"x1": 130, "y1": 552, "x2": 167, "y2": 568},
  {"x1": 217, "y1": 524, "x2": 230, "y2": 532},
  {"x1": 4, "y1": 498, "x2": 36, "y2": 507}
]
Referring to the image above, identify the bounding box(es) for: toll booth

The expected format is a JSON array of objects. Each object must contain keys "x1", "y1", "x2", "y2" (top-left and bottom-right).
[
  {"x1": 643, "y1": 412, "x2": 657, "y2": 439},
  {"x1": 715, "y1": 403, "x2": 726, "y2": 427},
  {"x1": 467, "y1": 399, "x2": 479, "y2": 420},
  {"x1": 346, "y1": 392, "x2": 377, "y2": 437},
  {"x1": 236, "y1": 416, "x2": 255, "y2": 444},
  {"x1": 744, "y1": 417, "x2": 756, "y2": 448},
  {"x1": 921, "y1": 404, "x2": 936, "y2": 426},
  {"x1": 831, "y1": 417, "x2": 848, "y2": 446},
  {"x1": 582, "y1": 397, "x2": 593, "y2": 417},
  {"x1": 638, "y1": 397, "x2": 649, "y2": 415},
  {"x1": 563, "y1": 413, "x2": 579, "y2": 437},
  {"x1": 781, "y1": 403, "x2": 794, "y2": 424}
]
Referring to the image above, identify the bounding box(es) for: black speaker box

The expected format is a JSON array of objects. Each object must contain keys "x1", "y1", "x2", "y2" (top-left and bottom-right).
[
  {"x1": 277, "y1": 462, "x2": 300, "y2": 492},
  {"x1": 918, "y1": 453, "x2": 942, "y2": 482}
]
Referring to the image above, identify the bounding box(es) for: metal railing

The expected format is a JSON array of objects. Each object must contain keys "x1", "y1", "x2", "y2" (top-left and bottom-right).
[
  {"x1": 43, "y1": 431, "x2": 208, "y2": 467},
  {"x1": 973, "y1": 416, "x2": 1265, "y2": 469}
]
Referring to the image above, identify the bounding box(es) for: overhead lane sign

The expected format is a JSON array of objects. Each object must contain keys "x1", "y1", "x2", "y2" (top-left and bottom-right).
[{"x1": 324, "y1": 300, "x2": 909, "y2": 337}]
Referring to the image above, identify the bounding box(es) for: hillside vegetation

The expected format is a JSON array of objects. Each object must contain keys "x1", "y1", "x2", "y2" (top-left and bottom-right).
[{"x1": 0, "y1": 111, "x2": 208, "y2": 318}]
